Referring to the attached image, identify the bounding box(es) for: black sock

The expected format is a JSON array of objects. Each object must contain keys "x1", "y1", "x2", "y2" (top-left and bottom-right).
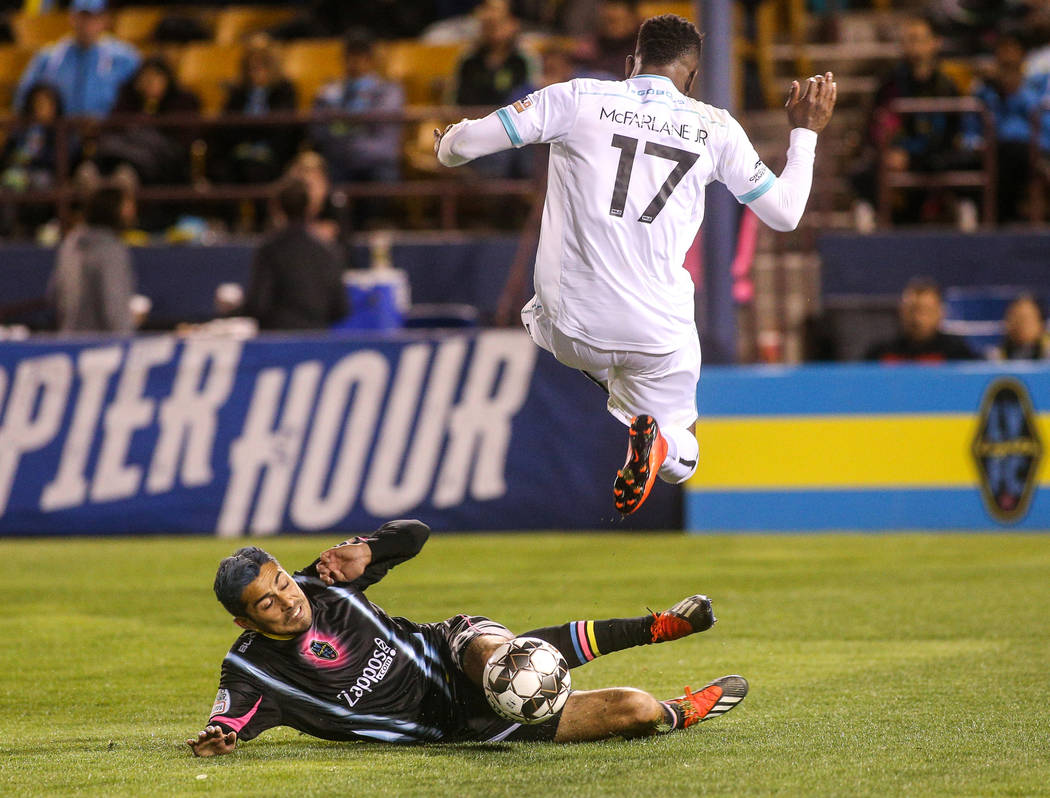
[{"x1": 522, "y1": 616, "x2": 653, "y2": 668}]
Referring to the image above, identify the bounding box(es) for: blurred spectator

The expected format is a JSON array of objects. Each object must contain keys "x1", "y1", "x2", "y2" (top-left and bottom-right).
[
  {"x1": 48, "y1": 183, "x2": 136, "y2": 334},
  {"x1": 578, "y1": 0, "x2": 640, "y2": 79},
  {"x1": 95, "y1": 55, "x2": 200, "y2": 186},
  {"x1": 1, "y1": 83, "x2": 63, "y2": 236},
  {"x1": 210, "y1": 34, "x2": 299, "y2": 185},
  {"x1": 244, "y1": 178, "x2": 348, "y2": 331},
  {"x1": 990, "y1": 293, "x2": 1050, "y2": 359},
  {"x1": 285, "y1": 151, "x2": 342, "y2": 244},
  {"x1": 865, "y1": 278, "x2": 977, "y2": 362},
  {"x1": 963, "y1": 34, "x2": 1041, "y2": 222},
  {"x1": 852, "y1": 16, "x2": 971, "y2": 225},
  {"x1": 14, "y1": 0, "x2": 139, "y2": 117},
  {"x1": 2, "y1": 83, "x2": 62, "y2": 192},
  {"x1": 310, "y1": 29, "x2": 403, "y2": 185},
  {"x1": 453, "y1": 0, "x2": 531, "y2": 106}
]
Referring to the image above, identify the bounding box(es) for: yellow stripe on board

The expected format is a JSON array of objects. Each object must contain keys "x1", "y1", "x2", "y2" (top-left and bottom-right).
[{"x1": 688, "y1": 414, "x2": 1050, "y2": 490}]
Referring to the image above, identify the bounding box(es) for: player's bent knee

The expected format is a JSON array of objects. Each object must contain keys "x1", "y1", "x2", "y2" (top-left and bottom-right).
[{"x1": 614, "y1": 688, "x2": 663, "y2": 732}]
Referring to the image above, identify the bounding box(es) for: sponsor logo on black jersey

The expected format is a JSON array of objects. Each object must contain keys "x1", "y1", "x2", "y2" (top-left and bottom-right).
[
  {"x1": 972, "y1": 377, "x2": 1043, "y2": 523},
  {"x1": 309, "y1": 640, "x2": 339, "y2": 661}
]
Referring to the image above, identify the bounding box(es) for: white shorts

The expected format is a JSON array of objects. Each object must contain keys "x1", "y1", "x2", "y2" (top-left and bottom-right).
[{"x1": 521, "y1": 296, "x2": 701, "y2": 430}]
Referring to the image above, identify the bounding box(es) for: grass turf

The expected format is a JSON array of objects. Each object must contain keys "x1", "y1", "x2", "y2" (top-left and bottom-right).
[{"x1": 1, "y1": 532, "x2": 1048, "y2": 797}]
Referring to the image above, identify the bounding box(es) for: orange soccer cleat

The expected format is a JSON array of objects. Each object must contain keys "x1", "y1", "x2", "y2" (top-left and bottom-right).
[
  {"x1": 666, "y1": 675, "x2": 749, "y2": 728},
  {"x1": 613, "y1": 414, "x2": 668, "y2": 516}
]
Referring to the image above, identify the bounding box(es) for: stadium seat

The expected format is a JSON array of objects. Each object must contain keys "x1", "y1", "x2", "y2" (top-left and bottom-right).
[
  {"x1": 177, "y1": 43, "x2": 244, "y2": 115},
  {"x1": 11, "y1": 11, "x2": 71, "y2": 49},
  {"x1": 638, "y1": 2, "x2": 695, "y2": 21},
  {"x1": 281, "y1": 39, "x2": 346, "y2": 110},
  {"x1": 213, "y1": 6, "x2": 297, "y2": 46},
  {"x1": 112, "y1": 6, "x2": 167, "y2": 46},
  {"x1": 942, "y1": 286, "x2": 1029, "y2": 356},
  {"x1": 379, "y1": 41, "x2": 465, "y2": 105},
  {"x1": 0, "y1": 46, "x2": 35, "y2": 110}
]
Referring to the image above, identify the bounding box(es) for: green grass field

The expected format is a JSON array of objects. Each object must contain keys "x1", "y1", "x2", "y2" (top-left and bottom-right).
[{"x1": 2, "y1": 532, "x2": 1049, "y2": 797}]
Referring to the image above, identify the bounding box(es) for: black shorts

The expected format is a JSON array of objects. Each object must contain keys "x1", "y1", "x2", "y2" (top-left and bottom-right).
[{"x1": 426, "y1": 614, "x2": 563, "y2": 743}]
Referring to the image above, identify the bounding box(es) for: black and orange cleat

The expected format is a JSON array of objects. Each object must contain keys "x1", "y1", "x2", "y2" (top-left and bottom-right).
[
  {"x1": 650, "y1": 594, "x2": 716, "y2": 643},
  {"x1": 666, "y1": 675, "x2": 748, "y2": 728},
  {"x1": 613, "y1": 414, "x2": 668, "y2": 516}
]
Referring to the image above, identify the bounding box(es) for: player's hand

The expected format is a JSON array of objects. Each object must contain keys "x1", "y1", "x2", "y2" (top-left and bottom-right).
[
  {"x1": 433, "y1": 119, "x2": 467, "y2": 155},
  {"x1": 186, "y1": 725, "x2": 236, "y2": 757},
  {"x1": 785, "y1": 72, "x2": 837, "y2": 134},
  {"x1": 317, "y1": 541, "x2": 372, "y2": 585}
]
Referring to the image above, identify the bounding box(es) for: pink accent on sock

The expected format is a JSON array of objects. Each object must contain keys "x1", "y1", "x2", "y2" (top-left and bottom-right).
[
  {"x1": 574, "y1": 622, "x2": 595, "y2": 661},
  {"x1": 210, "y1": 696, "x2": 262, "y2": 732}
]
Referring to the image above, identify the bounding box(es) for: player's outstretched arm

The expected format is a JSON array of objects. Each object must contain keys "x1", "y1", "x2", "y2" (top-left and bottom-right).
[
  {"x1": 745, "y1": 72, "x2": 836, "y2": 232},
  {"x1": 186, "y1": 725, "x2": 237, "y2": 757},
  {"x1": 433, "y1": 113, "x2": 514, "y2": 167},
  {"x1": 313, "y1": 519, "x2": 430, "y2": 589}
]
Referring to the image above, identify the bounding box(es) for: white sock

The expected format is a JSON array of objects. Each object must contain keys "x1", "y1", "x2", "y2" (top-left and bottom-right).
[{"x1": 658, "y1": 424, "x2": 699, "y2": 484}]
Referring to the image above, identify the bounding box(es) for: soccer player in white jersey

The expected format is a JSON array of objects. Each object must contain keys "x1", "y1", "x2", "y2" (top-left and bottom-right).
[{"x1": 435, "y1": 14, "x2": 836, "y2": 515}]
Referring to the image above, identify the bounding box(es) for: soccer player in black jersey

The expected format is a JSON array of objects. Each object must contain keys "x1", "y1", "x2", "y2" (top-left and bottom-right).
[{"x1": 187, "y1": 520, "x2": 748, "y2": 756}]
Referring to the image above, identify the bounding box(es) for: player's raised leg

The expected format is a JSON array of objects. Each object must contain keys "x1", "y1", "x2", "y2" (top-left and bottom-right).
[{"x1": 522, "y1": 593, "x2": 716, "y2": 668}]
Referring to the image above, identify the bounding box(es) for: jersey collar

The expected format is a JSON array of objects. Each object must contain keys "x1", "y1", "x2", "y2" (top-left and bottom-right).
[{"x1": 633, "y1": 74, "x2": 676, "y2": 84}]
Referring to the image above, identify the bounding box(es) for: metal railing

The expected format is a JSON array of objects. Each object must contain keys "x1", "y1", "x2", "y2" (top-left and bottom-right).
[
  {"x1": 876, "y1": 96, "x2": 997, "y2": 228},
  {"x1": 0, "y1": 106, "x2": 540, "y2": 231}
]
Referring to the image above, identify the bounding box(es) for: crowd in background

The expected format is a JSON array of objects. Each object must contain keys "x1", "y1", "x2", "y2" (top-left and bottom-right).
[{"x1": 0, "y1": 0, "x2": 1047, "y2": 354}]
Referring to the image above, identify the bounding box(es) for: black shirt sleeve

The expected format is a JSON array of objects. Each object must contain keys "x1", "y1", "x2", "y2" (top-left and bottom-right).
[
  {"x1": 207, "y1": 670, "x2": 282, "y2": 742},
  {"x1": 297, "y1": 519, "x2": 430, "y2": 591}
]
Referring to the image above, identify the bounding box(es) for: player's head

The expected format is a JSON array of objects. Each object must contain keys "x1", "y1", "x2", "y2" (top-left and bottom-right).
[
  {"x1": 214, "y1": 547, "x2": 313, "y2": 636},
  {"x1": 628, "y1": 14, "x2": 703, "y2": 94},
  {"x1": 276, "y1": 178, "x2": 311, "y2": 225},
  {"x1": 899, "y1": 277, "x2": 944, "y2": 342}
]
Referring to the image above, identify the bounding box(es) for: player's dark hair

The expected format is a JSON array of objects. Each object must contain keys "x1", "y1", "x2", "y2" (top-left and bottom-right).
[
  {"x1": 84, "y1": 186, "x2": 127, "y2": 231},
  {"x1": 214, "y1": 547, "x2": 276, "y2": 617},
  {"x1": 636, "y1": 14, "x2": 703, "y2": 68},
  {"x1": 904, "y1": 276, "x2": 942, "y2": 300}
]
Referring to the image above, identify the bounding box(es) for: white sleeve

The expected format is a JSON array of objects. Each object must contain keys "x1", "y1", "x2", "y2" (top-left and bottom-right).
[
  {"x1": 437, "y1": 113, "x2": 515, "y2": 167},
  {"x1": 437, "y1": 80, "x2": 579, "y2": 167},
  {"x1": 745, "y1": 128, "x2": 818, "y2": 232}
]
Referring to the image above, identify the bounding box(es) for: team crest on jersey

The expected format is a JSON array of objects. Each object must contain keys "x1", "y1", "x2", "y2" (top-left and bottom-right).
[
  {"x1": 211, "y1": 688, "x2": 230, "y2": 717},
  {"x1": 309, "y1": 639, "x2": 339, "y2": 661},
  {"x1": 972, "y1": 377, "x2": 1043, "y2": 522},
  {"x1": 513, "y1": 97, "x2": 533, "y2": 113}
]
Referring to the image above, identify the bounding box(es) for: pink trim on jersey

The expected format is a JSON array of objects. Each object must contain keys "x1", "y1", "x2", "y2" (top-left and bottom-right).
[{"x1": 210, "y1": 696, "x2": 262, "y2": 732}]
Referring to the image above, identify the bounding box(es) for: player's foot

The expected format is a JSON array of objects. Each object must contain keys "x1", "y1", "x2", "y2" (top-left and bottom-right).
[
  {"x1": 650, "y1": 594, "x2": 716, "y2": 643},
  {"x1": 666, "y1": 675, "x2": 748, "y2": 728},
  {"x1": 613, "y1": 415, "x2": 668, "y2": 516}
]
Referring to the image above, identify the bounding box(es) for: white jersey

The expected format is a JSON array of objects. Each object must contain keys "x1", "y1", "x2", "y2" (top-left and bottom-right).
[{"x1": 495, "y1": 75, "x2": 774, "y2": 354}]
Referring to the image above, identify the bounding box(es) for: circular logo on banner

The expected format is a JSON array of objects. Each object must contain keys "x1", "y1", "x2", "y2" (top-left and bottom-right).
[{"x1": 971, "y1": 377, "x2": 1043, "y2": 523}]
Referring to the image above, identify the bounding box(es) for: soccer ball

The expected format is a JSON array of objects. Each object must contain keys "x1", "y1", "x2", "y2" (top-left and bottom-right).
[{"x1": 482, "y1": 637, "x2": 571, "y2": 725}]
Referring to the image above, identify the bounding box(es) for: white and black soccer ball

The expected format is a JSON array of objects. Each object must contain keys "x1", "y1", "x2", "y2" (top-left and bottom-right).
[{"x1": 482, "y1": 636, "x2": 571, "y2": 725}]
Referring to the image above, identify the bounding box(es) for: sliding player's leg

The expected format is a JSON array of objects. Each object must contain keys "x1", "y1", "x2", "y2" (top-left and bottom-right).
[
  {"x1": 553, "y1": 674, "x2": 750, "y2": 742},
  {"x1": 522, "y1": 594, "x2": 716, "y2": 669}
]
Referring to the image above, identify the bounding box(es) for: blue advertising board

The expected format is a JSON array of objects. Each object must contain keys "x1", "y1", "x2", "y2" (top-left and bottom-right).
[{"x1": 0, "y1": 331, "x2": 678, "y2": 536}]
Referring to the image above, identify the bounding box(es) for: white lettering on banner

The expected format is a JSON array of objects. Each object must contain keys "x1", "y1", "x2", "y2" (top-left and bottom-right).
[
  {"x1": 92, "y1": 338, "x2": 176, "y2": 502},
  {"x1": 217, "y1": 362, "x2": 323, "y2": 537},
  {"x1": 290, "y1": 351, "x2": 388, "y2": 529},
  {"x1": 433, "y1": 331, "x2": 536, "y2": 507},
  {"x1": 362, "y1": 338, "x2": 467, "y2": 516},
  {"x1": 41, "y1": 346, "x2": 124, "y2": 510},
  {"x1": 0, "y1": 354, "x2": 73, "y2": 515},
  {"x1": 147, "y1": 338, "x2": 243, "y2": 494},
  {"x1": 218, "y1": 332, "x2": 538, "y2": 536}
]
